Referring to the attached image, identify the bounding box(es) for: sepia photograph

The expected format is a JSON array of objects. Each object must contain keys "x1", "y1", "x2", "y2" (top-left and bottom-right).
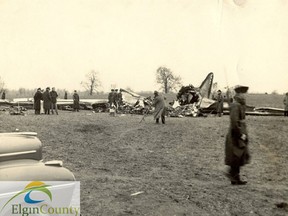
[{"x1": 0, "y1": 0, "x2": 288, "y2": 215}]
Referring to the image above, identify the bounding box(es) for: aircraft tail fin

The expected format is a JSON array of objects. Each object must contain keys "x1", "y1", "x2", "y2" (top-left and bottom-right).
[{"x1": 199, "y1": 72, "x2": 214, "y2": 99}]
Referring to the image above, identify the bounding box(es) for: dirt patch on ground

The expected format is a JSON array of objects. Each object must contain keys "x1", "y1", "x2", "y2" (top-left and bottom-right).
[{"x1": 1, "y1": 110, "x2": 288, "y2": 215}]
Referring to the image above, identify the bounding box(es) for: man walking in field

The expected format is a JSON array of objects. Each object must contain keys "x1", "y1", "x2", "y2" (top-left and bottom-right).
[
  {"x1": 152, "y1": 91, "x2": 166, "y2": 124},
  {"x1": 225, "y1": 85, "x2": 250, "y2": 185}
]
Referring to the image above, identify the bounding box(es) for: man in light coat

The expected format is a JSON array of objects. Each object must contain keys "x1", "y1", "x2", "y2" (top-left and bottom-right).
[
  {"x1": 152, "y1": 91, "x2": 166, "y2": 124},
  {"x1": 225, "y1": 85, "x2": 250, "y2": 185}
]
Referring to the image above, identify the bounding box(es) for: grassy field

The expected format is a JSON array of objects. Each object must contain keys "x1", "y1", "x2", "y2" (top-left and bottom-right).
[
  {"x1": 1, "y1": 108, "x2": 288, "y2": 215},
  {"x1": 245, "y1": 94, "x2": 285, "y2": 108}
]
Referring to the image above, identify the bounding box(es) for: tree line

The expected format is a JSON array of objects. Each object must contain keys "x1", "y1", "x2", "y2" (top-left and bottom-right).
[{"x1": 0, "y1": 66, "x2": 184, "y2": 99}]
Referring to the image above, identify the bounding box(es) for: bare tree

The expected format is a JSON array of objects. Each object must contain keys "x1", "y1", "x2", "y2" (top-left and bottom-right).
[
  {"x1": 81, "y1": 70, "x2": 101, "y2": 95},
  {"x1": 156, "y1": 66, "x2": 182, "y2": 93}
]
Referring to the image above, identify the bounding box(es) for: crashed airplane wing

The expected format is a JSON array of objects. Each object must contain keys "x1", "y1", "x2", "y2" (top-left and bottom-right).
[
  {"x1": 57, "y1": 99, "x2": 108, "y2": 110},
  {"x1": 245, "y1": 107, "x2": 285, "y2": 116}
]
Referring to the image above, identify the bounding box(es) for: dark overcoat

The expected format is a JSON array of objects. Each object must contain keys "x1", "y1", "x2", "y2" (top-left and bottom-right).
[
  {"x1": 225, "y1": 95, "x2": 250, "y2": 166},
  {"x1": 108, "y1": 92, "x2": 114, "y2": 104},
  {"x1": 1, "y1": 92, "x2": 5, "y2": 100},
  {"x1": 73, "y1": 93, "x2": 80, "y2": 109},
  {"x1": 216, "y1": 93, "x2": 224, "y2": 113},
  {"x1": 42, "y1": 90, "x2": 52, "y2": 109},
  {"x1": 33, "y1": 91, "x2": 43, "y2": 110},
  {"x1": 50, "y1": 90, "x2": 58, "y2": 104}
]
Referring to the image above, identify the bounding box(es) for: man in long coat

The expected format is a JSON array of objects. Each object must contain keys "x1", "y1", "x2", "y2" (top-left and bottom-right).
[
  {"x1": 152, "y1": 91, "x2": 166, "y2": 124},
  {"x1": 216, "y1": 90, "x2": 224, "y2": 117},
  {"x1": 225, "y1": 85, "x2": 250, "y2": 185},
  {"x1": 33, "y1": 88, "x2": 42, "y2": 114},
  {"x1": 1, "y1": 90, "x2": 5, "y2": 100},
  {"x1": 108, "y1": 89, "x2": 115, "y2": 108},
  {"x1": 73, "y1": 90, "x2": 80, "y2": 112},
  {"x1": 42, "y1": 87, "x2": 52, "y2": 115},
  {"x1": 50, "y1": 87, "x2": 58, "y2": 115},
  {"x1": 283, "y1": 92, "x2": 288, "y2": 117}
]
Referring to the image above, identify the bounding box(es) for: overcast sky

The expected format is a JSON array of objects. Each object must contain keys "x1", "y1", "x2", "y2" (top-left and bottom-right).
[{"x1": 0, "y1": 0, "x2": 287, "y2": 94}]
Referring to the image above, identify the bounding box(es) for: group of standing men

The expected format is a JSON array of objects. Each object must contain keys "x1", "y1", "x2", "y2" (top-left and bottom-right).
[
  {"x1": 34, "y1": 87, "x2": 59, "y2": 115},
  {"x1": 108, "y1": 89, "x2": 123, "y2": 110},
  {"x1": 33, "y1": 87, "x2": 80, "y2": 114}
]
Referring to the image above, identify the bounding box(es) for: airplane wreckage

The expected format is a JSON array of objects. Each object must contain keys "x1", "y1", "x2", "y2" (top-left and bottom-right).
[{"x1": 0, "y1": 72, "x2": 285, "y2": 116}]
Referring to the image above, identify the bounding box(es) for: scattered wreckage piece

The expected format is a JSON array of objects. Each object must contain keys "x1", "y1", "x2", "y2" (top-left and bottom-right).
[
  {"x1": 92, "y1": 101, "x2": 110, "y2": 113},
  {"x1": 0, "y1": 99, "x2": 11, "y2": 106},
  {"x1": 177, "y1": 85, "x2": 201, "y2": 106},
  {"x1": 168, "y1": 103, "x2": 205, "y2": 117},
  {"x1": 57, "y1": 99, "x2": 94, "y2": 111},
  {"x1": 10, "y1": 98, "x2": 34, "y2": 109},
  {"x1": 118, "y1": 88, "x2": 153, "y2": 115},
  {"x1": 0, "y1": 99, "x2": 29, "y2": 115},
  {"x1": 168, "y1": 72, "x2": 214, "y2": 117},
  {"x1": 0, "y1": 132, "x2": 75, "y2": 181},
  {"x1": 246, "y1": 107, "x2": 285, "y2": 116},
  {"x1": 9, "y1": 106, "x2": 27, "y2": 115}
]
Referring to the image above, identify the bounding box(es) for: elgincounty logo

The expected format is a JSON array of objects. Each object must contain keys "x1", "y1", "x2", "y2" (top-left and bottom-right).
[
  {"x1": 0, "y1": 181, "x2": 80, "y2": 216},
  {"x1": 1, "y1": 181, "x2": 52, "y2": 212}
]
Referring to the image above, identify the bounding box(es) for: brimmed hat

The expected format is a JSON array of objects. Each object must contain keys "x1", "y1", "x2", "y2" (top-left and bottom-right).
[{"x1": 234, "y1": 85, "x2": 249, "y2": 93}]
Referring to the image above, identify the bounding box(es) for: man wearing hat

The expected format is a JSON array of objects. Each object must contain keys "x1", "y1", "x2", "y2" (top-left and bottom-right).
[
  {"x1": 42, "y1": 87, "x2": 52, "y2": 114},
  {"x1": 33, "y1": 88, "x2": 43, "y2": 114},
  {"x1": 73, "y1": 90, "x2": 80, "y2": 112},
  {"x1": 50, "y1": 87, "x2": 59, "y2": 115},
  {"x1": 216, "y1": 90, "x2": 224, "y2": 117},
  {"x1": 224, "y1": 85, "x2": 250, "y2": 185},
  {"x1": 108, "y1": 89, "x2": 115, "y2": 108},
  {"x1": 152, "y1": 91, "x2": 166, "y2": 124}
]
